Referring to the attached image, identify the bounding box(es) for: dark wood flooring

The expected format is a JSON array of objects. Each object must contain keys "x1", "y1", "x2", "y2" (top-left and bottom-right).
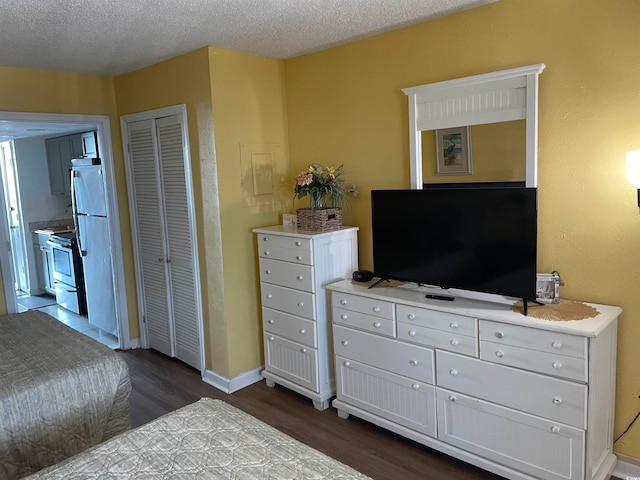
[{"x1": 119, "y1": 348, "x2": 623, "y2": 480}]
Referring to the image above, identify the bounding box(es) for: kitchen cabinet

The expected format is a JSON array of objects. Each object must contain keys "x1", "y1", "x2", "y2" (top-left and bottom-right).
[
  {"x1": 46, "y1": 131, "x2": 98, "y2": 196},
  {"x1": 32, "y1": 232, "x2": 54, "y2": 295},
  {"x1": 328, "y1": 279, "x2": 619, "y2": 480},
  {"x1": 253, "y1": 225, "x2": 358, "y2": 410}
]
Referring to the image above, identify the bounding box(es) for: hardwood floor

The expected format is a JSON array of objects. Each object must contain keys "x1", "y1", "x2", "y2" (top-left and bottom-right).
[{"x1": 119, "y1": 348, "x2": 505, "y2": 480}]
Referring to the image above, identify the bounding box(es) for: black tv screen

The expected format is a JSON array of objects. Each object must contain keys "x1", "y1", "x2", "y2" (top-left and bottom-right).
[{"x1": 371, "y1": 187, "x2": 537, "y2": 301}]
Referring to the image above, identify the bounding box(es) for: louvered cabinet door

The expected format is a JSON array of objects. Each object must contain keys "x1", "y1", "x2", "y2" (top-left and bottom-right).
[
  {"x1": 127, "y1": 119, "x2": 173, "y2": 358},
  {"x1": 156, "y1": 115, "x2": 200, "y2": 370}
]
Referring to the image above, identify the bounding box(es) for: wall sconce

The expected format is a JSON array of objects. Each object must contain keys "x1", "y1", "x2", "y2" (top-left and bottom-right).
[{"x1": 627, "y1": 150, "x2": 640, "y2": 207}]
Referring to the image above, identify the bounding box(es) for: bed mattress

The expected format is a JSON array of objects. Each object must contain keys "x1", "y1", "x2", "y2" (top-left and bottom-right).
[
  {"x1": 26, "y1": 398, "x2": 371, "y2": 479},
  {"x1": 0, "y1": 310, "x2": 131, "y2": 479}
]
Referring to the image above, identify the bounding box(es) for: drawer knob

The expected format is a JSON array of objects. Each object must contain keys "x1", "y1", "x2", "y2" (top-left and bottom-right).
[
  {"x1": 264, "y1": 251, "x2": 270, "y2": 256},
  {"x1": 296, "y1": 275, "x2": 303, "y2": 280},
  {"x1": 297, "y1": 302, "x2": 304, "y2": 307},
  {"x1": 295, "y1": 241, "x2": 301, "y2": 246},
  {"x1": 448, "y1": 395, "x2": 457, "y2": 402},
  {"x1": 408, "y1": 330, "x2": 417, "y2": 337},
  {"x1": 344, "y1": 361, "x2": 351, "y2": 367},
  {"x1": 262, "y1": 237, "x2": 268, "y2": 242},
  {"x1": 449, "y1": 369, "x2": 458, "y2": 376},
  {"x1": 412, "y1": 384, "x2": 420, "y2": 390},
  {"x1": 450, "y1": 339, "x2": 459, "y2": 346},
  {"x1": 552, "y1": 341, "x2": 562, "y2": 349},
  {"x1": 269, "y1": 336, "x2": 274, "y2": 341},
  {"x1": 449, "y1": 322, "x2": 458, "y2": 329},
  {"x1": 296, "y1": 255, "x2": 302, "y2": 260},
  {"x1": 409, "y1": 360, "x2": 418, "y2": 366},
  {"x1": 373, "y1": 306, "x2": 381, "y2": 313},
  {"x1": 341, "y1": 340, "x2": 349, "y2": 346},
  {"x1": 373, "y1": 322, "x2": 381, "y2": 328},
  {"x1": 340, "y1": 299, "x2": 347, "y2": 305},
  {"x1": 551, "y1": 426, "x2": 561, "y2": 434},
  {"x1": 266, "y1": 294, "x2": 273, "y2": 299},
  {"x1": 267, "y1": 319, "x2": 274, "y2": 324},
  {"x1": 299, "y1": 329, "x2": 306, "y2": 335},
  {"x1": 495, "y1": 331, "x2": 504, "y2": 339},
  {"x1": 552, "y1": 361, "x2": 562, "y2": 369},
  {"x1": 341, "y1": 314, "x2": 349, "y2": 320},
  {"x1": 265, "y1": 269, "x2": 271, "y2": 274},
  {"x1": 552, "y1": 397, "x2": 563, "y2": 405},
  {"x1": 408, "y1": 313, "x2": 416, "y2": 320},
  {"x1": 300, "y1": 348, "x2": 307, "y2": 353},
  {"x1": 495, "y1": 351, "x2": 504, "y2": 358}
]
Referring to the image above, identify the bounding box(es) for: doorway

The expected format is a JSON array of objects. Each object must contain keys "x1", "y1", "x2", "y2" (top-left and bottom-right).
[{"x1": 0, "y1": 111, "x2": 131, "y2": 349}]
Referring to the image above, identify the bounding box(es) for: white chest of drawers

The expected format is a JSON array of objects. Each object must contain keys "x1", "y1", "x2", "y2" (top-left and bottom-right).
[
  {"x1": 253, "y1": 225, "x2": 358, "y2": 410},
  {"x1": 328, "y1": 279, "x2": 620, "y2": 480}
]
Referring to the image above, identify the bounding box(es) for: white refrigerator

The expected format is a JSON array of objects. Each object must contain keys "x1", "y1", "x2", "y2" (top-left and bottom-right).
[{"x1": 71, "y1": 158, "x2": 117, "y2": 336}]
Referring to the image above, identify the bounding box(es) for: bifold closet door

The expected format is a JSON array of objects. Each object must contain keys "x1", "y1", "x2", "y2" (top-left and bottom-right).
[{"x1": 126, "y1": 114, "x2": 200, "y2": 370}]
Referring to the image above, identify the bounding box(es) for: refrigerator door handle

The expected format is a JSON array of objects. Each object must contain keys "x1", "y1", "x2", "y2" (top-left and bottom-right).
[{"x1": 70, "y1": 169, "x2": 83, "y2": 253}]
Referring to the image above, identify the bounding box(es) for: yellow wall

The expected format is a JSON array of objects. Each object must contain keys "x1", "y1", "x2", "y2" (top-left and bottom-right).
[
  {"x1": 114, "y1": 47, "x2": 289, "y2": 378},
  {"x1": 285, "y1": 0, "x2": 640, "y2": 459},
  {"x1": 0, "y1": 66, "x2": 137, "y2": 326},
  {"x1": 207, "y1": 47, "x2": 289, "y2": 376}
]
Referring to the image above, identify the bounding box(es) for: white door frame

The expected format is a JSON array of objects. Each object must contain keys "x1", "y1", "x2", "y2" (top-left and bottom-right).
[
  {"x1": 121, "y1": 104, "x2": 205, "y2": 373},
  {"x1": 0, "y1": 111, "x2": 131, "y2": 349}
]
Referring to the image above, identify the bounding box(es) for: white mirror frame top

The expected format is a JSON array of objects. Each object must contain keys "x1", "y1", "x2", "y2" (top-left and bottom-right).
[{"x1": 402, "y1": 63, "x2": 546, "y2": 189}]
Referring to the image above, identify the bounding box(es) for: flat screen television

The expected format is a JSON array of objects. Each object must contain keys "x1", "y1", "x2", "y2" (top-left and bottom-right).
[{"x1": 371, "y1": 187, "x2": 537, "y2": 304}]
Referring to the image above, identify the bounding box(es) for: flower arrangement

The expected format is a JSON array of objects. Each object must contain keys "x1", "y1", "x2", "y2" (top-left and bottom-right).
[{"x1": 294, "y1": 163, "x2": 358, "y2": 210}]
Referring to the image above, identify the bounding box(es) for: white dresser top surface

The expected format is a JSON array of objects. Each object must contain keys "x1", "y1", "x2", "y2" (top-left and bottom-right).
[
  {"x1": 327, "y1": 279, "x2": 621, "y2": 337},
  {"x1": 253, "y1": 224, "x2": 359, "y2": 238}
]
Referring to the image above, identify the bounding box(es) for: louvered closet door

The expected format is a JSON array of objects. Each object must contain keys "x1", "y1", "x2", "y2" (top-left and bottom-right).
[
  {"x1": 156, "y1": 115, "x2": 200, "y2": 370},
  {"x1": 127, "y1": 119, "x2": 173, "y2": 358}
]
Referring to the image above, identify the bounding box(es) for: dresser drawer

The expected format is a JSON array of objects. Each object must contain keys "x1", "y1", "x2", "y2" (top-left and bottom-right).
[
  {"x1": 334, "y1": 325, "x2": 434, "y2": 384},
  {"x1": 256, "y1": 233, "x2": 312, "y2": 257},
  {"x1": 336, "y1": 356, "x2": 437, "y2": 438},
  {"x1": 262, "y1": 307, "x2": 317, "y2": 348},
  {"x1": 480, "y1": 341, "x2": 586, "y2": 382},
  {"x1": 436, "y1": 351, "x2": 587, "y2": 429},
  {"x1": 479, "y1": 320, "x2": 586, "y2": 359},
  {"x1": 332, "y1": 292, "x2": 394, "y2": 320},
  {"x1": 264, "y1": 333, "x2": 318, "y2": 392},
  {"x1": 261, "y1": 283, "x2": 315, "y2": 320},
  {"x1": 396, "y1": 304, "x2": 477, "y2": 338},
  {"x1": 259, "y1": 257, "x2": 314, "y2": 292},
  {"x1": 258, "y1": 244, "x2": 312, "y2": 265},
  {"x1": 398, "y1": 321, "x2": 478, "y2": 357},
  {"x1": 437, "y1": 388, "x2": 585, "y2": 480},
  {"x1": 333, "y1": 307, "x2": 395, "y2": 337}
]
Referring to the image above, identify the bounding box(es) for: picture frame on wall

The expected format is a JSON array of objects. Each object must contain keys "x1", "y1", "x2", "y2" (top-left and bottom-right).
[{"x1": 435, "y1": 126, "x2": 472, "y2": 175}]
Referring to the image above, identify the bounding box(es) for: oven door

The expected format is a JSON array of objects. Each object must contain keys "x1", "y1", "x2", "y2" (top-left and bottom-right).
[{"x1": 48, "y1": 242, "x2": 77, "y2": 287}]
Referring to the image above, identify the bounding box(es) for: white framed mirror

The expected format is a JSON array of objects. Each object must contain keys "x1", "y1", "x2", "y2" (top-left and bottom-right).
[{"x1": 402, "y1": 64, "x2": 545, "y2": 189}]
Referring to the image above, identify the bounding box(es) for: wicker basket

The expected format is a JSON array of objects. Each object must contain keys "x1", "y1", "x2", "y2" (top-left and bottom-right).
[{"x1": 296, "y1": 207, "x2": 342, "y2": 232}]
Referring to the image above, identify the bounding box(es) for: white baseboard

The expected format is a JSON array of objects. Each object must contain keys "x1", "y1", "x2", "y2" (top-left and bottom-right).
[
  {"x1": 613, "y1": 454, "x2": 640, "y2": 479},
  {"x1": 202, "y1": 367, "x2": 263, "y2": 394}
]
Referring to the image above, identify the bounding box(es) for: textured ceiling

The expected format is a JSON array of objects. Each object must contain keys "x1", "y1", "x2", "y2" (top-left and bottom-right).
[
  {"x1": 0, "y1": 0, "x2": 495, "y2": 77},
  {"x1": 0, "y1": 0, "x2": 495, "y2": 142}
]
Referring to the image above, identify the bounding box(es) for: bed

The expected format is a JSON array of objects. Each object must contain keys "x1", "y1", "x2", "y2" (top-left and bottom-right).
[
  {"x1": 0, "y1": 310, "x2": 131, "y2": 480},
  {"x1": 25, "y1": 398, "x2": 371, "y2": 479}
]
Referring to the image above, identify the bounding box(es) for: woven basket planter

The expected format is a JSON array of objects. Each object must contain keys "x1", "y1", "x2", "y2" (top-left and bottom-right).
[{"x1": 296, "y1": 207, "x2": 342, "y2": 232}]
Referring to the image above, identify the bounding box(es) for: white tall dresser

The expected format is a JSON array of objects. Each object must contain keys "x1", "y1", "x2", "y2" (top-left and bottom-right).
[
  {"x1": 253, "y1": 225, "x2": 358, "y2": 410},
  {"x1": 327, "y1": 279, "x2": 620, "y2": 480}
]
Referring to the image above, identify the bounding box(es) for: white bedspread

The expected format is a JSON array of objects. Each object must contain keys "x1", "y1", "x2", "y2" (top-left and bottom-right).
[{"x1": 27, "y1": 398, "x2": 371, "y2": 479}]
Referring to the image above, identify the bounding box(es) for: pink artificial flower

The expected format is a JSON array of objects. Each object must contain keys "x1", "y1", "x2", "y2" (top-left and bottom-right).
[{"x1": 296, "y1": 172, "x2": 313, "y2": 186}]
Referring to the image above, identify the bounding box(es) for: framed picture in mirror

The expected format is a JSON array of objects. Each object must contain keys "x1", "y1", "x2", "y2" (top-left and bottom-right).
[{"x1": 435, "y1": 126, "x2": 472, "y2": 176}]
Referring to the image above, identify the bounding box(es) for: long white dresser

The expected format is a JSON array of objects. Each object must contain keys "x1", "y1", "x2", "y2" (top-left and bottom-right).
[
  {"x1": 253, "y1": 225, "x2": 358, "y2": 410},
  {"x1": 327, "y1": 279, "x2": 620, "y2": 480}
]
